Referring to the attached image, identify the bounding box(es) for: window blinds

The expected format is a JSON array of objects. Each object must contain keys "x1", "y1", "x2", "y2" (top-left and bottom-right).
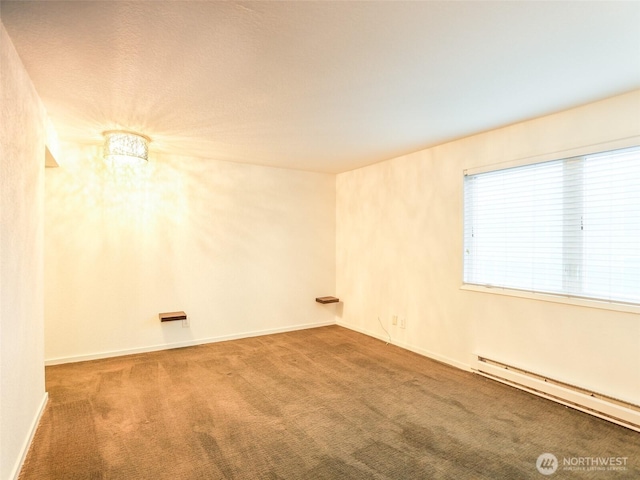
[{"x1": 463, "y1": 145, "x2": 640, "y2": 305}]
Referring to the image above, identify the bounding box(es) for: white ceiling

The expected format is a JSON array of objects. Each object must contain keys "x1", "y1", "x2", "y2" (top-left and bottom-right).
[{"x1": 2, "y1": 1, "x2": 639, "y2": 173}]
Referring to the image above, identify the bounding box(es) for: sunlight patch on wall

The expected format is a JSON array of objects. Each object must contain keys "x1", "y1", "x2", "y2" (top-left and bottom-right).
[{"x1": 47, "y1": 143, "x2": 188, "y2": 236}]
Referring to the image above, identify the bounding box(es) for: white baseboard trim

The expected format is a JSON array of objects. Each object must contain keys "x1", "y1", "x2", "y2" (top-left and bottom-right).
[
  {"x1": 45, "y1": 320, "x2": 336, "y2": 366},
  {"x1": 335, "y1": 320, "x2": 470, "y2": 372},
  {"x1": 10, "y1": 392, "x2": 48, "y2": 480}
]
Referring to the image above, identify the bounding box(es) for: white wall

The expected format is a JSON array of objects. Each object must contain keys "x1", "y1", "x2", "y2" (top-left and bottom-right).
[
  {"x1": 45, "y1": 148, "x2": 336, "y2": 363},
  {"x1": 337, "y1": 90, "x2": 640, "y2": 405},
  {"x1": 0, "y1": 22, "x2": 47, "y2": 480}
]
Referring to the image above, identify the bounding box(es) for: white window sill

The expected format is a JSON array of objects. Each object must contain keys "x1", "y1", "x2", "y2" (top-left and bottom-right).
[{"x1": 460, "y1": 284, "x2": 640, "y2": 315}]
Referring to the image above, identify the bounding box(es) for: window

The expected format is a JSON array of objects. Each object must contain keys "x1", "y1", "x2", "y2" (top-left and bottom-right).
[{"x1": 463, "y1": 145, "x2": 640, "y2": 306}]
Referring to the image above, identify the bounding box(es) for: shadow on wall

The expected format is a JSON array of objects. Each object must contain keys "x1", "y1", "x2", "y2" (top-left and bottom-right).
[
  {"x1": 45, "y1": 142, "x2": 331, "y2": 268},
  {"x1": 44, "y1": 143, "x2": 335, "y2": 358},
  {"x1": 44, "y1": 145, "x2": 191, "y2": 352},
  {"x1": 45, "y1": 144, "x2": 188, "y2": 288}
]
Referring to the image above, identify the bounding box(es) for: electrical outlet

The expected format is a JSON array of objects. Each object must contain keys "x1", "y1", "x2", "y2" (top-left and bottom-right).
[
  {"x1": 399, "y1": 316, "x2": 406, "y2": 329},
  {"x1": 392, "y1": 315, "x2": 398, "y2": 326},
  {"x1": 182, "y1": 317, "x2": 190, "y2": 328}
]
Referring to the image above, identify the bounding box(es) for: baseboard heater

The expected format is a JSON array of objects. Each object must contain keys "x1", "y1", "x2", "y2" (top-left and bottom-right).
[{"x1": 472, "y1": 355, "x2": 640, "y2": 432}]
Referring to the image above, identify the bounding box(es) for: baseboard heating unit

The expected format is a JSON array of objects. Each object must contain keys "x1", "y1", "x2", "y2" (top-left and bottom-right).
[{"x1": 471, "y1": 355, "x2": 640, "y2": 432}]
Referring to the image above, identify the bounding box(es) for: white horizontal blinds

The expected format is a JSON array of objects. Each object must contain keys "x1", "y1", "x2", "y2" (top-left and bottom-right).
[
  {"x1": 562, "y1": 158, "x2": 584, "y2": 296},
  {"x1": 464, "y1": 145, "x2": 640, "y2": 305},
  {"x1": 464, "y1": 159, "x2": 565, "y2": 293},
  {"x1": 582, "y1": 148, "x2": 640, "y2": 303}
]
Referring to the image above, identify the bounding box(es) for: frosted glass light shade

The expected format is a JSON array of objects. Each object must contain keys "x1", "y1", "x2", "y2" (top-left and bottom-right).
[{"x1": 103, "y1": 131, "x2": 150, "y2": 165}]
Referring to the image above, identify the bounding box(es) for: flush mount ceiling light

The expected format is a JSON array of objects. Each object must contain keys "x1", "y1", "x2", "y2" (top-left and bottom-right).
[{"x1": 103, "y1": 130, "x2": 150, "y2": 165}]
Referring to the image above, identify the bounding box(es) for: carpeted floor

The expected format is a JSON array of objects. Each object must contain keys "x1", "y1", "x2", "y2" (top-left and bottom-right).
[{"x1": 19, "y1": 325, "x2": 640, "y2": 479}]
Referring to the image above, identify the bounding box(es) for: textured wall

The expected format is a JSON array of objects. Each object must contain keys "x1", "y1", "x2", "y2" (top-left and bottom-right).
[
  {"x1": 0, "y1": 22, "x2": 47, "y2": 480},
  {"x1": 336, "y1": 90, "x2": 640, "y2": 405},
  {"x1": 44, "y1": 151, "x2": 336, "y2": 363}
]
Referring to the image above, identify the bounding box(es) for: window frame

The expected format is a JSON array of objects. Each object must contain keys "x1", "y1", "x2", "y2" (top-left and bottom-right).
[{"x1": 460, "y1": 136, "x2": 640, "y2": 315}]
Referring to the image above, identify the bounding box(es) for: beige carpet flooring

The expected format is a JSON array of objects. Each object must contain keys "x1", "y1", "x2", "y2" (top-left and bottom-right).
[{"x1": 19, "y1": 325, "x2": 640, "y2": 479}]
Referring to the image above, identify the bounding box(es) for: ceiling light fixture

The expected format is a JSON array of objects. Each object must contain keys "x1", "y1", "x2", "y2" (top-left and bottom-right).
[{"x1": 103, "y1": 130, "x2": 150, "y2": 165}]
